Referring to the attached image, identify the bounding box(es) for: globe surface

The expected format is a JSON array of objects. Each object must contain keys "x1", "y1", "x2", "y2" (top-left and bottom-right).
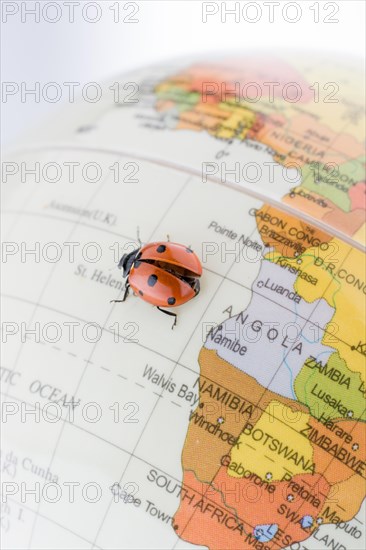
[{"x1": 2, "y1": 51, "x2": 365, "y2": 550}]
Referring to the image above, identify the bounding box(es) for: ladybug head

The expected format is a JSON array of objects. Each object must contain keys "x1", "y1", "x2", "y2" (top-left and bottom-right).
[{"x1": 118, "y1": 248, "x2": 141, "y2": 278}]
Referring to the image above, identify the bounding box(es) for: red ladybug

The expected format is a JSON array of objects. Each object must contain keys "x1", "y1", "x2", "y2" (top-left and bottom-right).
[{"x1": 111, "y1": 241, "x2": 202, "y2": 328}]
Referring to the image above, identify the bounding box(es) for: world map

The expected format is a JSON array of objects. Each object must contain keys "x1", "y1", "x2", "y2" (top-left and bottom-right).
[{"x1": 2, "y1": 51, "x2": 365, "y2": 550}]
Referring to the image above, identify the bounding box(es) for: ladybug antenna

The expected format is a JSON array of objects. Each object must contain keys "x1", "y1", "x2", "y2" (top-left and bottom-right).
[
  {"x1": 166, "y1": 234, "x2": 170, "y2": 242},
  {"x1": 136, "y1": 226, "x2": 142, "y2": 247}
]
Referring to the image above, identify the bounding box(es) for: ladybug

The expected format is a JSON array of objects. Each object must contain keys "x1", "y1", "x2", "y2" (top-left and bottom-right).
[{"x1": 111, "y1": 241, "x2": 202, "y2": 328}]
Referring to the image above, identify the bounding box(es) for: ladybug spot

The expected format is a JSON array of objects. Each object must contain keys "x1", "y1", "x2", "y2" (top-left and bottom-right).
[
  {"x1": 156, "y1": 244, "x2": 166, "y2": 253},
  {"x1": 167, "y1": 297, "x2": 176, "y2": 305},
  {"x1": 139, "y1": 290, "x2": 144, "y2": 296},
  {"x1": 134, "y1": 260, "x2": 142, "y2": 268},
  {"x1": 186, "y1": 248, "x2": 193, "y2": 253},
  {"x1": 148, "y1": 274, "x2": 158, "y2": 287}
]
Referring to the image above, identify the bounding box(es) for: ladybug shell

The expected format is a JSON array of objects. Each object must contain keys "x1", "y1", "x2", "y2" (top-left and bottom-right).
[
  {"x1": 139, "y1": 242, "x2": 202, "y2": 277},
  {"x1": 129, "y1": 262, "x2": 195, "y2": 308}
]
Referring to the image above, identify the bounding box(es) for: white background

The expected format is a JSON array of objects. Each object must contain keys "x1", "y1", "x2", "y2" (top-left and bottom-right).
[{"x1": 1, "y1": 0, "x2": 365, "y2": 146}]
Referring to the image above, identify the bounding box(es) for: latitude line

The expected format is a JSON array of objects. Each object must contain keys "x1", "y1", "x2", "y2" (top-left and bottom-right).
[
  {"x1": 23, "y1": 174, "x2": 194, "y2": 548},
  {"x1": 2, "y1": 335, "x2": 364, "y2": 480},
  {"x1": 2, "y1": 245, "x2": 361, "y2": 358}
]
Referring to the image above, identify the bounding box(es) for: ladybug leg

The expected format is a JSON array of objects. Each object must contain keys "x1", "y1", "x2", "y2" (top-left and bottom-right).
[
  {"x1": 193, "y1": 278, "x2": 200, "y2": 296},
  {"x1": 157, "y1": 306, "x2": 177, "y2": 329},
  {"x1": 122, "y1": 281, "x2": 131, "y2": 301},
  {"x1": 110, "y1": 281, "x2": 130, "y2": 303},
  {"x1": 136, "y1": 226, "x2": 142, "y2": 247}
]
